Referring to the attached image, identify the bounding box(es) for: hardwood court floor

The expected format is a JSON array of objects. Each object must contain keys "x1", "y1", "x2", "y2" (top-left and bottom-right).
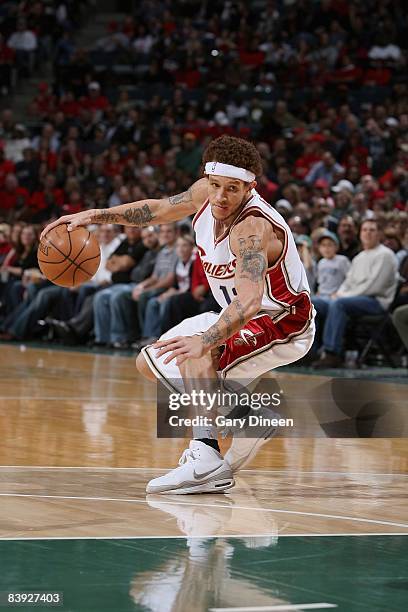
[
  {"x1": 0, "y1": 344, "x2": 407, "y2": 611},
  {"x1": 0, "y1": 344, "x2": 407, "y2": 540}
]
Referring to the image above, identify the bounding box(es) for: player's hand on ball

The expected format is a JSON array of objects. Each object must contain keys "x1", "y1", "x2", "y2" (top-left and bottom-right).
[
  {"x1": 40, "y1": 209, "x2": 96, "y2": 240},
  {"x1": 153, "y1": 335, "x2": 206, "y2": 366}
]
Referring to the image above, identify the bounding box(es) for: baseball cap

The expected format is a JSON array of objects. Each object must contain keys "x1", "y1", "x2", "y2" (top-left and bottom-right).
[
  {"x1": 295, "y1": 234, "x2": 312, "y2": 248},
  {"x1": 385, "y1": 117, "x2": 399, "y2": 127},
  {"x1": 317, "y1": 230, "x2": 339, "y2": 247},
  {"x1": 275, "y1": 199, "x2": 293, "y2": 213},
  {"x1": 331, "y1": 179, "x2": 355, "y2": 194}
]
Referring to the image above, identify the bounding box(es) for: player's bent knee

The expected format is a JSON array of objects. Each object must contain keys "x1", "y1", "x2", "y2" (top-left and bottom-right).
[
  {"x1": 136, "y1": 352, "x2": 156, "y2": 382},
  {"x1": 179, "y1": 352, "x2": 214, "y2": 377}
]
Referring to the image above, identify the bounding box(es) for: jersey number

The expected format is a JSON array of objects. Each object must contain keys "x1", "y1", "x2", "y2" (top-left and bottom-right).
[{"x1": 220, "y1": 285, "x2": 237, "y2": 305}]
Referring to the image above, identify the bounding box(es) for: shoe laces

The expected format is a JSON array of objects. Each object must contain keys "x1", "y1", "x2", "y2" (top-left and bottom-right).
[{"x1": 178, "y1": 446, "x2": 200, "y2": 465}]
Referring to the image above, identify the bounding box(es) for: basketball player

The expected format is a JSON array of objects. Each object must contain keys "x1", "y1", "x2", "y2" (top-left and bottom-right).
[{"x1": 42, "y1": 136, "x2": 315, "y2": 495}]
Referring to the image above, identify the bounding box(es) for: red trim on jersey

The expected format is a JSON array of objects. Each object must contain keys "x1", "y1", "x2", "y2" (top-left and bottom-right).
[
  {"x1": 196, "y1": 244, "x2": 207, "y2": 258},
  {"x1": 267, "y1": 261, "x2": 309, "y2": 306},
  {"x1": 192, "y1": 198, "x2": 209, "y2": 228},
  {"x1": 219, "y1": 293, "x2": 312, "y2": 373}
]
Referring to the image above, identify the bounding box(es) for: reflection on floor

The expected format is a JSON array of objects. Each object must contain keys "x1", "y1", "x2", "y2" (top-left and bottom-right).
[{"x1": 1, "y1": 536, "x2": 406, "y2": 611}]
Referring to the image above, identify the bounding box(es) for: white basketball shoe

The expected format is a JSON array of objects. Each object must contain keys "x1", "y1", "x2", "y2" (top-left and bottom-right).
[
  {"x1": 146, "y1": 440, "x2": 235, "y2": 495},
  {"x1": 224, "y1": 407, "x2": 279, "y2": 473}
]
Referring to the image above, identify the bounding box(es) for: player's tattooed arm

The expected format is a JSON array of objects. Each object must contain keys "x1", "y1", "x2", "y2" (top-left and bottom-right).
[
  {"x1": 40, "y1": 179, "x2": 209, "y2": 239},
  {"x1": 90, "y1": 180, "x2": 207, "y2": 226},
  {"x1": 200, "y1": 219, "x2": 270, "y2": 351},
  {"x1": 91, "y1": 203, "x2": 155, "y2": 226},
  {"x1": 201, "y1": 299, "x2": 247, "y2": 349},
  {"x1": 237, "y1": 235, "x2": 267, "y2": 282},
  {"x1": 168, "y1": 187, "x2": 193, "y2": 206}
]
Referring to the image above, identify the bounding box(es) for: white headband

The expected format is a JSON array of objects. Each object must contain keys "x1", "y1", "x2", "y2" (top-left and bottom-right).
[{"x1": 205, "y1": 161, "x2": 256, "y2": 183}]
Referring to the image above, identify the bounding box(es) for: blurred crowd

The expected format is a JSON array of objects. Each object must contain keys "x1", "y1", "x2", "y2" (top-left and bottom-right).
[
  {"x1": 0, "y1": 0, "x2": 407, "y2": 365},
  {"x1": 0, "y1": 1, "x2": 90, "y2": 94}
]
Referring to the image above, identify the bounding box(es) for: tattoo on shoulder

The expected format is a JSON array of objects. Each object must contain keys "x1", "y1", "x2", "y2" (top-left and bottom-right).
[
  {"x1": 236, "y1": 234, "x2": 267, "y2": 282},
  {"x1": 169, "y1": 187, "x2": 193, "y2": 206}
]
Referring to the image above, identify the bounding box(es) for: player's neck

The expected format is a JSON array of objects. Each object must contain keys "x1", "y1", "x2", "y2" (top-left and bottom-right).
[{"x1": 215, "y1": 193, "x2": 253, "y2": 235}]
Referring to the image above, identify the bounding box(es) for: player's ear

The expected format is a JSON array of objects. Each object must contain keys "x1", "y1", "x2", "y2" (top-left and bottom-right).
[{"x1": 248, "y1": 180, "x2": 257, "y2": 192}]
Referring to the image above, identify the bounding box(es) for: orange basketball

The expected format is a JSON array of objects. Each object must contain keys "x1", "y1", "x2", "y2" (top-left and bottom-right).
[{"x1": 37, "y1": 224, "x2": 100, "y2": 288}]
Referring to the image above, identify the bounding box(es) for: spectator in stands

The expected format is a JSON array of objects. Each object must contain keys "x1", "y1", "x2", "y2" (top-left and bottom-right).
[
  {"x1": 351, "y1": 192, "x2": 375, "y2": 221},
  {"x1": 313, "y1": 220, "x2": 399, "y2": 368},
  {"x1": 15, "y1": 148, "x2": 39, "y2": 193},
  {"x1": 0, "y1": 173, "x2": 29, "y2": 222},
  {"x1": 311, "y1": 231, "x2": 351, "y2": 355},
  {"x1": 336, "y1": 215, "x2": 360, "y2": 260},
  {"x1": 0, "y1": 224, "x2": 38, "y2": 318},
  {"x1": 176, "y1": 133, "x2": 202, "y2": 179},
  {"x1": 7, "y1": 19, "x2": 37, "y2": 76},
  {"x1": 392, "y1": 306, "x2": 408, "y2": 353},
  {"x1": 0, "y1": 33, "x2": 15, "y2": 95},
  {"x1": 4, "y1": 124, "x2": 31, "y2": 163},
  {"x1": 295, "y1": 234, "x2": 316, "y2": 291},
  {"x1": 0, "y1": 224, "x2": 12, "y2": 265},
  {"x1": 91, "y1": 225, "x2": 148, "y2": 347},
  {"x1": 136, "y1": 234, "x2": 196, "y2": 348},
  {"x1": 0, "y1": 147, "x2": 15, "y2": 189},
  {"x1": 101, "y1": 224, "x2": 178, "y2": 349},
  {"x1": 383, "y1": 228, "x2": 407, "y2": 265},
  {"x1": 305, "y1": 151, "x2": 344, "y2": 187},
  {"x1": 81, "y1": 82, "x2": 109, "y2": 117}
]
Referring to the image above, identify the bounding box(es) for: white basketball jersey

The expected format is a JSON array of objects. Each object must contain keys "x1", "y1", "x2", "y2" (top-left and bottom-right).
[{"x1": 192, "y1": 189, "x2": 311, "y2": 318}]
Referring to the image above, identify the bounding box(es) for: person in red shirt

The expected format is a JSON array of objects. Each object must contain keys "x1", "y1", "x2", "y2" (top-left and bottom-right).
[
  {"x1": 80, "y1": 82, "x2": 109, "y2": 113},
  {"x1": 57, "y1": 91, "x2": 81, "y2": 118},
  {"x1": 0, "y1": 33, "x2": 15, "y2": 93},
  {"x1": 294, "y1": 138, "x2": 324, "y2": 179},
  {"x1": 0, "y1": 173, "x2": 29, "y2": 221},
  {"x1": 29, "y1": 173, "x2": 64, "y2": 215},
  {"x1": 0, "y1": 148, "x2": 15, "y2": 188},
  {"x1": 61, "y1": 189, "x2": 84, "y2": 215},
  {"x1": 104, "y1": 149, "x2": 125, "y2": 177},
  {"x1": 29, "y1": 82, "x2": 55, "y2": 118}
]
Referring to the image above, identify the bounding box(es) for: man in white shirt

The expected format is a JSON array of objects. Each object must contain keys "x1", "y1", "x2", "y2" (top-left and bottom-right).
[
  {"x1": 7, "y1": 20, "x2": 37, "y2": 75},
  {"x1": 313, "y1": 219, "x2": 398, "y2": 368}
]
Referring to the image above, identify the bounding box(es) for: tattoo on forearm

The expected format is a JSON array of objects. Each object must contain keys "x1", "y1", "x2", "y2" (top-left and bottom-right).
[
  {"x1": 92, "y1": 210, "x2": 121, "y2": 224},
  {"x1": 169, "y1": 188, "x2": 193, "y2": 206},
  {"x1": 221, "y1": 310, "x2": 233, "y2": 338},
  {"x1": 202, "y1": 324, "x2": 223, "y2": 347},
  {"x1": 123, "y1": 203, "x2": 154, "y2": 226},
  {"x1": 93, "y1": 204, "x2": 154, "y2": 227},
  {"x1": 202, "y1": 298, "x2": 248, "y2": 349},
  {"x1": 233, "y1": 299, "x2": 246, "y2": 326}
]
